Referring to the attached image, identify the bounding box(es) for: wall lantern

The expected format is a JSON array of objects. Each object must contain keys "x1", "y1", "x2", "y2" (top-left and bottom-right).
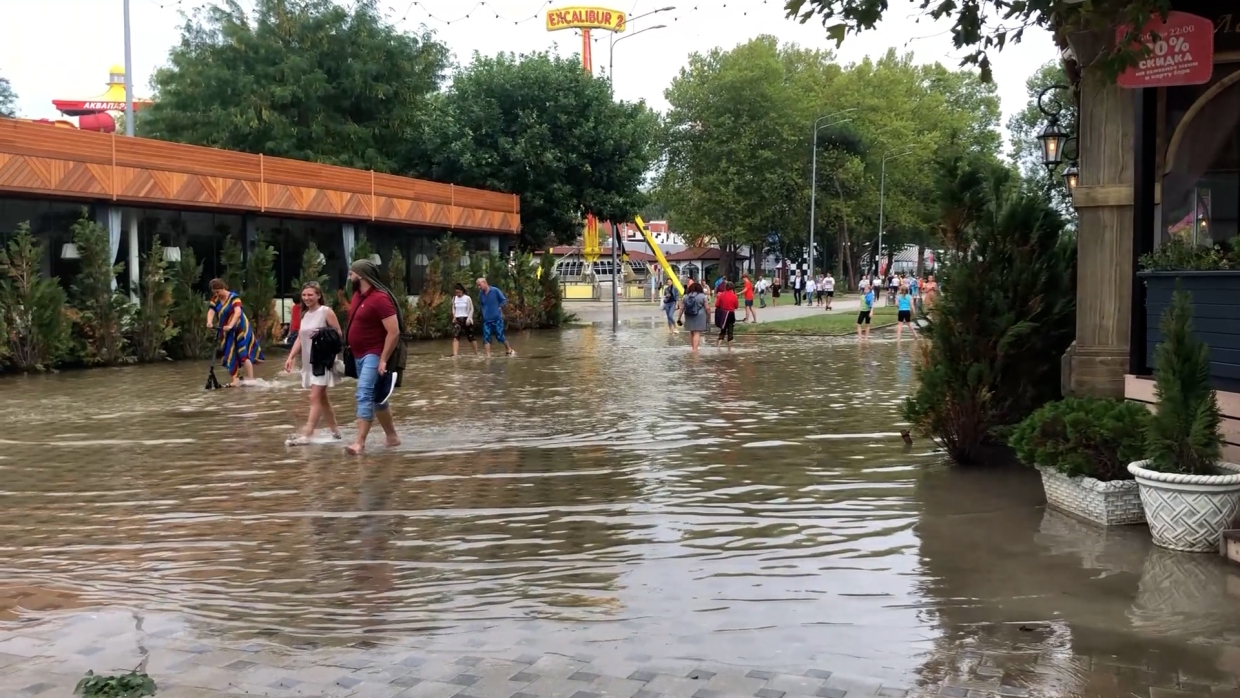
[
  {"x1": 1038, "y1": 118, "x2": 1069, "y2": 169},
  {"x1": 1061, "y1": 159, "x2": 1080, "y2": 192}
]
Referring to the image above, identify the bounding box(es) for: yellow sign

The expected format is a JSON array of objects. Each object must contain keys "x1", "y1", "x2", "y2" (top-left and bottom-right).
[{"x1": 546, "y1": 6, "x2": 626, "y2": 32}]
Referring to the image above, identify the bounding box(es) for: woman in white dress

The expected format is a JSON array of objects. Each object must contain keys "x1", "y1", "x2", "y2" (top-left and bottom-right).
[{"x1": 283, "y1": 282, "x2": 343, "y2": 444}]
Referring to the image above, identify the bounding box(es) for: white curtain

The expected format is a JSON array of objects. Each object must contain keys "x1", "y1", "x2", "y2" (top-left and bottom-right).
[
  {"x1": 107, "y1": 207, "x2": 122, "y2": 290},
  {"x1": 342, "y1": 223, "x2": 356, "y2": 266}
]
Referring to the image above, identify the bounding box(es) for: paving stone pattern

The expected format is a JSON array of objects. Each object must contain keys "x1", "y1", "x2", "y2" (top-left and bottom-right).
[{"x1": 2, "y1": 630, "x2": 1239, "y2": 698}]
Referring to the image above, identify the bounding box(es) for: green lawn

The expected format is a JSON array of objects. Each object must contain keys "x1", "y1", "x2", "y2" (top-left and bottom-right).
[{"x1": 736, "y1": 306, "x2": 899, "y2": 336}]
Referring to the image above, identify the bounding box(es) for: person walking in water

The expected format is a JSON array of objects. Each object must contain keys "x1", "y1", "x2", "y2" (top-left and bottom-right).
[
  {"x1": 677, "y1": 281, "x2": 709, "y2": 351},
  {"x1": 856, "y1": 283, "x2": 875, "y2": 340},
  {"x1": 345, "y1": 260, "x2": 406, "y2": 456},
  {"x1": 283, "y1": 281, "x2": 343, "y2": 444},
  {"x1": 741, "y1": 273, "x2": 757, "y2": 323},
  {"x1": 715, "y1": 281, "x2": 739, "y2": 348},
  {"x1": 661, "y1": 278, "x2": 681, "y2": 333},
  {"x1": 895, "y1": 285, "x2": 918, "y2": 341},
  {"x1": 451, "y1": 283, "x2": 479, "y2": 356},
  {"x1": 206, "y1": 278, "x2": 263, "y2": 387},
  {"x1": 477, "y1": 277, "x2": 516, "y2": 357}
]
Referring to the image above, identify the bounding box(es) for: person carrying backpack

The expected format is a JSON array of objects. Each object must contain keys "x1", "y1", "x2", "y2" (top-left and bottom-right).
[{"x1": 677, "y1": 282, "x2": 709, "y2": 351}]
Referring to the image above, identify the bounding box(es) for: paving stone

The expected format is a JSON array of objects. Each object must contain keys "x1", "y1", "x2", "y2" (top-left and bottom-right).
[
  {"x1": 756, "y1": 689, "x2": 786, "y2": 698},
  {"x1": 822, "y1": 676, "x2": 883, "y2": 698},
  {"x1": 393, "y1": 675, "x2": 425, "y2": 688},
  {"x1": 526, "y1": 675, "x2": 604, "y2": 698},
  {"x1": 401, "y1": 654, "x2": 430, "y2": 669},
  {"x1": 876, "y1": 689, "x2": 907, "y2": 698},
  {"x1": 634, "y1": 691, "x2": 664, "y2": 698},
  {"x1": 395, "y1": 679, "x2": 469, "y2": 698},
  {"x1": 974, "y1": 668, "x2": 1003, "y2": 678},
  {"x1": 994, "y1": 686, "x2": 1027, "y2": 697},
  {"x1": 223, "y1": 658, "x2": 257, "y2": 672},
  {"x1": 588, "y1": 675, "x2": 649, "y2": 698},
  {"x1": 515, "y1": 654, "x2": 544, "y2": 665},
  {"x1": 747, "y1": 671, "x2": 777, "y2": 681},
  {"x1": 688, "y1": 669, "x2": 717, "y2": 681},
  {"x1": 572, "y1": 672, "x2": 603, "y2": 682},
  {"x1": 693, "y1": 689, "x2": 726, "y2": 698},
  {"x1": 939, "y1": 688, "x2": 970, "y2": 698},
  {"x1": 338, "y1": 675, "x2": 365, "y2": 689},
  {"x1": 20, "y1": 683, "x2": 56, "y2": 695},
  {"x1": 806, "y1": 670, "x2": 834, "y2": 680},
  {"x1": 766, "y1": 674, "x2": 829, "y2": 696},
  {"x1": 627, "y1": 654, "x2": 654, "y2": 663},
  {"x1": 513, "y1": 671, "x2": 540, "y2": 683},
  {"x1": 647, "y1": 674, "x2": 713, "y2": 697},
  {"x1": 630, "y1": 670, "x2": 661, "y2": 683},
  {"x1": 457, "y1": 656, "x2": 485, "y2": 667},
  {"x1": 452, "y1": 674, "x2": 483, "y2": 686},
  {"x1": 530, "y1": 656, "x2": 592, "y2": 680},
  {"x1": 816, "y1": 688, "x2": 847, "y2": 698},
  {"x1": 572, "y1": 692, "x2": 603, "y2": 698}
]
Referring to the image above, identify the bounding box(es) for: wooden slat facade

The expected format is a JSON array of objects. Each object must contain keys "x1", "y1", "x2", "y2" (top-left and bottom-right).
[
  {"x1": 0, "y1": 118, "x2": 520, "y2": 234},
  {"x1": 1125, "y1": 375, "x2": 1240, "y2": 463}
]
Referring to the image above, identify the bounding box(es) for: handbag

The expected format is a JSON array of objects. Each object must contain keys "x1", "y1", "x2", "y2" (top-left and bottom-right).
[{"x1": 343, "y1": 344, "x2": 358, "y2": 379}]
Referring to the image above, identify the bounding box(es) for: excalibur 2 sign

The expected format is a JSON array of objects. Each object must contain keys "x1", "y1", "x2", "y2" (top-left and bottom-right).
[
  {"x1": 545, "y1": 7, "x2": 627, "y2": 32},
  {"x1": 1117, "y1": 11, "x2": 1214, "y2": 88}
]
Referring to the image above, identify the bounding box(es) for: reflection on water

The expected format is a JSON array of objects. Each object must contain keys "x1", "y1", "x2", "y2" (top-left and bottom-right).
[{"x1": 1, "y1": 327, "x2": 1239, "y2": 684}]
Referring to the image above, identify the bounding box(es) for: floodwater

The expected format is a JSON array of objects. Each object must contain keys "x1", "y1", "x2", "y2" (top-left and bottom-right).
[{"x1": 2, "y1": 323, "x2": 1240, "y2": 688}]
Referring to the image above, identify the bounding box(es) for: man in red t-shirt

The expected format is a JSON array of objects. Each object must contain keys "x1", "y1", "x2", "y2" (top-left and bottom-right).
[
  {"x1": 715, "y1": 281, "x2": 739, "y2": 348},
  {"x1": 741, "y1": 273, "x2": 757, "y2": 324},
  {"x1": 345, "y1": 259, "x2": 403, "y2": 455}
]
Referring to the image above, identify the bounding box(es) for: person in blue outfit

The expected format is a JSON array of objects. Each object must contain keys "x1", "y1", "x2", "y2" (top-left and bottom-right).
[
  {"x1": 476, "y1": 277, "x2": 516, "y2": 357},
  {"x1": 895, "y1": 286, "x2": 918, "y2": 341}
]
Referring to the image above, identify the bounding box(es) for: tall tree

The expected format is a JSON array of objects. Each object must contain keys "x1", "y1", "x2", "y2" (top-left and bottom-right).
[
  {"x1": 659, "y1": 37, "x2": 824, "y2": 278},
  {"x1": 143, "y1": 0, "x2": 449, "y2": 173},
  {"x1": 420, "y1": 52, "x2": 658, "y2": 250},
  {"x1": 0, "y1": 73, "x2": 16, "y2": 118}
]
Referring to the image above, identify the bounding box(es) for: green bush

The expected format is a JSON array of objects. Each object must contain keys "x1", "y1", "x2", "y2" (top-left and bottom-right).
[
  {"x1": 168, "y1": 248, "x2": 214, "y2": 360},
  {"x1": 219, "y1": 232, "x2": 244, "y2": 290},
  {"x1": 131, "y1": 237, "x2": 176, "y2": 363},
  {"x1": 243, "y1": 233, "x2": 278, "y2": 343},
  {"x1": 69, "y1": 212, "x2": 131, "y2": 365},
  {"x1": 1138, "y1": 235, "x2": 1240, "y2": 272},
  {"x1": 0, "y1": 223, "x2": 72, "y2": 371},
  {"x1": 1009, "y1": 398, "x2": 1150, "y2": 481},
  {"x1": 1145, "y1": 287, "x2": 1222, "y2": 474},
  {"x1": 903, "y1": 159, "x2": 1076, "y2": 464}
]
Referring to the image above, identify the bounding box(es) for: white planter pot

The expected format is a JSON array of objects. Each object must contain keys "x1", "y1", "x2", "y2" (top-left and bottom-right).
[
  {"x1": 1127, "y1": 460, "x2": 1240, "y2": 552},
  {"x1": 1036, "y1": 466, "x2": 1145, "y2": 526}
]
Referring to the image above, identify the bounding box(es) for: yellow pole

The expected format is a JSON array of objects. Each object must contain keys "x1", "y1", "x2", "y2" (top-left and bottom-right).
[{"x1": 634, "y1": 216, "x2": 683, "y2": 295}]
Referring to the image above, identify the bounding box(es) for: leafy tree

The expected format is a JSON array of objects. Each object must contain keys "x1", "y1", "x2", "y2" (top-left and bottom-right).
[
  {"x1": 132, "y1": 237, "x2": 177, "y2": 363},
  {"x1": 903, "y1": 157, "x2": 1076, "y2": 464},
  {"x1": 0, "y1": 73, "x2": 16, "y2": 118},
  {"x1": 291, "y1": 241, "x2": 329, "y2": 294},
  {"x1": 244, "y1": 234, "x2": 279, "y2": 343},
  {"x1": 387, "y1": 247, "x2": 414, "y2": 332},
  {"x1": 144, "y1": 0, "x2": 449, "y2": 172},
  {"x1": 783, "y1": 0, "x2": 1160, "y2": 82},
  {"x1": 0, "y1": 224, "x2": 71, "y2": 371},
  {"x1": 69, "y1": 213, "x2": 130, "y2": 366},
  {"x1": 422, "y1": 52, "x2": 659, "y2": 250},
  {"x1": 220, "y1": 235, "x2": 244, "y2": 290},
  {"x1": 168, "y1": 248, "x2": 215, "y2": 360}
]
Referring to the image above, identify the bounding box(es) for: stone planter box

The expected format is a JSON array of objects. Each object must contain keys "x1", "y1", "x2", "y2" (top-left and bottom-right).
[
  {"x1": 1036, "y1": 466, "x2": 1145, "y2": 526},
  {"x1": 1128, "y1": 460, "x2": 1240, "y2": 552},
  {"x1": 1140, "y1": 270, "x2": 1240, "y2": 392}
]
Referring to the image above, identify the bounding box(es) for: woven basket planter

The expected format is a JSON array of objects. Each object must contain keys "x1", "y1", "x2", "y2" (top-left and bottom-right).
[
  {"x1": 1128, "y1": 460, "x2": 1240, "y2": 552},
  {"x1": 1036, "y1": 466, "x2": 1145, "y2": 526}
]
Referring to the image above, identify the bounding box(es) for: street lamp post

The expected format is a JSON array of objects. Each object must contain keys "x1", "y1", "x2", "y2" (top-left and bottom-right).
[
  {"x1": 876, "y1": 147, "x2": 914, "y2": 277},
  {"x1": 608, "y1": 6, "x2": 674, "y2": 78},
  {"x1": 809, "y1": 108, "x2": 857, "y2": 278},
  {"x1": 609, "y1": 23, "x2": 668, "y2": 78},
  {"x1": 123, "y1": 0, "x2": 139, "y2": 302}
]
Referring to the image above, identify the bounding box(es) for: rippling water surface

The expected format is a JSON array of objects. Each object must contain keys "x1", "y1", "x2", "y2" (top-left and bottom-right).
[{"x1": 2, "y1": 325, "x2": 1240, "y2": 684}]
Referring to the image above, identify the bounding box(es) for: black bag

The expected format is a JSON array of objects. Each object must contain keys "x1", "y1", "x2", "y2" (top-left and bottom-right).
[{"x1": 343, "y1": 345, "x2": 358, "y2": 379}]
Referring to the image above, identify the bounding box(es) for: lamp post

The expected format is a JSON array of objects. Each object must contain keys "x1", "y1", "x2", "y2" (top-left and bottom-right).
[
  {"x1": 808, "y1": 108, "x2": 857, "y2": 278},
  {"x1": 609, "y1": 24, "x2": 668, "y2": 78},
  {"x1": 609, "y1": 6, "x2": 674, "y2": 77},
  {"x1": 876, "y1": 147, "x2": 914, "y2": 277},
  {"x1": 123, "y1": 0, "x2": 139, "y2": 302},
  {"x1": 1035, "y1": 84, "x2": 1080, "y2": 197}
]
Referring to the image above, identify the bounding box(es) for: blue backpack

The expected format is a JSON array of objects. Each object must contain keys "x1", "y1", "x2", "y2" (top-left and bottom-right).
[{"x1": 684, "y1": 294, "x2": 703, "y2": 317}]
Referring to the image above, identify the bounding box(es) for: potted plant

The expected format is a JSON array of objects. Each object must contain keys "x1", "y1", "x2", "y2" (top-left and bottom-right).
[
  {"x1": 1129, "y1": 288, "x2": 1240, "y2": 552},
  {"x1": 1011, "y1": 397, "x2": 1149, "y2": 525},
  {"x1": 1138, "y1": 236, "x2": 1240, "y2": 389}
]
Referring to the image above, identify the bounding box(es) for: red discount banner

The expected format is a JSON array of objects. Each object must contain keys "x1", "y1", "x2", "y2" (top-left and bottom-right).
[{"x1": 1117, "y1": 11, "x2": 1214, "y2": 88}]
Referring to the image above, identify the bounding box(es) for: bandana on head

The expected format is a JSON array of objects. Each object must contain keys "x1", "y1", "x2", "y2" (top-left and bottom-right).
[{"x1": 350, "y1": 259, "x2": 382, "y2": 288}]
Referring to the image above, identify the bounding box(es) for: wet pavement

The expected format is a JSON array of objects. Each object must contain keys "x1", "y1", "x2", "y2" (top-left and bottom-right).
[{"x1": 1, "y1": 323, "x2": 1239, "y2": 697}]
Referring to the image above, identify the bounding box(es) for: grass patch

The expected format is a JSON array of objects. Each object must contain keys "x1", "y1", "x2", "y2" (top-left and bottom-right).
[{"x1": 737, "y1": 307, "x2": 900, "y2": 335}]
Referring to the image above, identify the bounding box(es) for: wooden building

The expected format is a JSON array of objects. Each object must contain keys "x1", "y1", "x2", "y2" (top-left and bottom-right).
[
  {"x1": 1064, "y1": 2, "x2": 1240, "y2": 456},
  {"x1": 0, "y1": 118, "x2": 519, "y2": 300}
]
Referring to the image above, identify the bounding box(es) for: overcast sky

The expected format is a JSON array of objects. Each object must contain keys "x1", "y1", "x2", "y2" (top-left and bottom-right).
[{"x1": 1, "y1": 0, "x2": 1058, "y2": 141}]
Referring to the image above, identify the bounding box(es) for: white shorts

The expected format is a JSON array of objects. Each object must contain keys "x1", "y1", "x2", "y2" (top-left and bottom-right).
[{"x1": 302, "y1": 370, "x2": 333, "y2": 388}]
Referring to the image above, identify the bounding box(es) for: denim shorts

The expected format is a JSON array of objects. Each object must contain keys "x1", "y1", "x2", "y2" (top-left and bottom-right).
[{"x1": 354, "y1": 353, "x2": 389, "y2": 421}]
